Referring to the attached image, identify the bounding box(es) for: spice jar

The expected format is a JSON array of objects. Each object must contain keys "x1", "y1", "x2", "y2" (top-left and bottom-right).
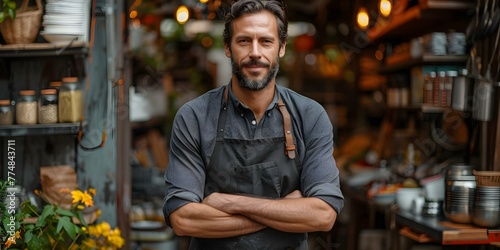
[
  {"x1": 16, "y1": 90, "x2": 38, "y2": 125},
  {"x1": 0, "y1": 99, "x2": 14, "y2": 125},
  {"x1": 58, "y1": 77, "x2": 82, "y2": 123},
  {"x1": 49, "y1": 81, "x2": 62, "y2": 92},
  {"x1": 39, "y1": 89, "x2": 58, "y2": 124}
]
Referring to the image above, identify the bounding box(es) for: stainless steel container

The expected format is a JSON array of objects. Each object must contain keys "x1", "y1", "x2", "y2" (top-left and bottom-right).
[
  {"x1": 472, "y1": 79, "x2": 494, "y2": 121},
  {"x1": 451, "y1": 69, "x2": 472, "y2": 111}
]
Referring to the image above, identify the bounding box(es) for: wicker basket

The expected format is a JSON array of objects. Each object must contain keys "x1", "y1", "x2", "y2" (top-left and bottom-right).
[
  {"x1": 0, "y1": 0, "x2": 43, "y2": 45},
  {"x1": 473, "y1": 170, "x2": 500, "y2": 187}
]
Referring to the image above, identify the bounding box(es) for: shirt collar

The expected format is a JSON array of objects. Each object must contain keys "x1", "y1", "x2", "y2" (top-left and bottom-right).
[{"x1": 227, "y1": 83, "x2": 279, "y2": 112}]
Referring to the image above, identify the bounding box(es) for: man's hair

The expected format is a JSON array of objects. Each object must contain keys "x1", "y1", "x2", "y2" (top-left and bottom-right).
[{"x1": 223, "y1": 0, "x2": 288, "y2": 49}]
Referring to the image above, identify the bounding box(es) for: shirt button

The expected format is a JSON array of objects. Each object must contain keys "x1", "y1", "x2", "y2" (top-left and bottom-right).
[
  {"x1": 240, "y1": 113, "x2": 244, "y2": 117},
  {"x1": 251, "y1": 120, "x2": 256, "y2": 125}
]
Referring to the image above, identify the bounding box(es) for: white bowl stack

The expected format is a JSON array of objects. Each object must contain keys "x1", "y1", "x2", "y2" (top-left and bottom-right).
[{"x1": 40, "y1": 0, "x2": 91, "y2": 44}]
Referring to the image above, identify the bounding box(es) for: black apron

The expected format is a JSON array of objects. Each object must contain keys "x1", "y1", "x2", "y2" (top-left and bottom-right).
[{"x1": 189, "y1": 86, "x2": 307, "y2": 250}]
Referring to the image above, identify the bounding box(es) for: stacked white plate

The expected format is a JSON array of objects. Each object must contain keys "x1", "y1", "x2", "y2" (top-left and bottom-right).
[{"x1": 40, "y1": 0, "x2": 90, "y2": 44}]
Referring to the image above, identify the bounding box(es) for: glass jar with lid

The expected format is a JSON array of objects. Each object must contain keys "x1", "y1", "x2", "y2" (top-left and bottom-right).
[
  {"x1": 39, "y1": 89, "x2": 58, "y2": 124},
  {"x1": 49, "y1": 81, "x2": 62, "y2": 92},
  {"x1": 0, "y1": 99, "x2": 14, "y2": 125},
  {"x1": 59, "y1": 77, "x2": 82, "y2": 123},
  {"x1": 16, "y1": 90, "x2": 38, "y2": 125}
]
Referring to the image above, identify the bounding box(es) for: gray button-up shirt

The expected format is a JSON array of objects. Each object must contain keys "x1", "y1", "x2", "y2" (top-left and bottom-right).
[{"x1": 163, "y1": 84, "x2": 344, "y2": 226}]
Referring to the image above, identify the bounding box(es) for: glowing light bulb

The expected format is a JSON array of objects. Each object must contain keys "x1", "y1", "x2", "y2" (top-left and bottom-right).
[
  {"x1": 356, "y1": 8, "x2": 369, "y2": 29},
  {"x1": 176, "y1": 5, "x2": 189, "y2": 24},
  {"x1": 380, "y1": 0, "x2": 392, "y2": 17}
]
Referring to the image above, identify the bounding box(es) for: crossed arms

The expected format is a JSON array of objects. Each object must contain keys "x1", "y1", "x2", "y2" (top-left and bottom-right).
[{"x1": 169, "y1": 190, "x2": 337, "y2": 238}]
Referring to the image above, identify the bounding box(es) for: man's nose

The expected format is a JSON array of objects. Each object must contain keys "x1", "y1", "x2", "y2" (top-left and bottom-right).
[{"x1": 249, "y1": 41, "x2": 262, "y2": 59}]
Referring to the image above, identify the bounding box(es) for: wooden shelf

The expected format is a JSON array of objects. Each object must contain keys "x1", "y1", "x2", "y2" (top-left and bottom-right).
[
  {"x1": 0, "y1": 122, "x2": 86, "y2": 137},
  {"x1": 421, "y1": 103, "x2": 447, "y2": 113},
  {"x1": 380, "y1": 54, "x2": 468, "y2": 73},
  {"x1": 0, "y1": 42, "x2": 89, "y2": 80},
  {"x1": 0, "y1": 42, "x2": 89, "y2": 58},
  {"x1": 367, "y1": 0, "x2": 474, "y2": 43}
]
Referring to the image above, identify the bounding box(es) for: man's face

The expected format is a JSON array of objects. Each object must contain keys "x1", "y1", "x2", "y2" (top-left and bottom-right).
[{"x1": 225, "y1": 11, "x2": 286, "y2": 91}]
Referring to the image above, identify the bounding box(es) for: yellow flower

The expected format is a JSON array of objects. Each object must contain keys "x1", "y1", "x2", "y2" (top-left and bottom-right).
[
  {"x1": 81, "y1": 191, "x2": 94, "y2": 207},
  {"x1": 96, "y1": 209, "x2": 102, "y2": 218},
  {"x1": 59, "y1": 188, "x2": 71, "y2": 194},
  {"x1": 99, "y1": 222, "x2": 111, "y2": 237},
  {"x1": 82, "y1": 238, "x2": 96, "y2": 248},
  {"x1": 34, "y1": 189, "x2": 40, "y2": 196},
  {"x1": 77, "y1": 205, "x2": 85, "y2": 210},
  {"x1": 89, "y1": 188, "x2": 96, "y2": 196},
  {"x1": 14, "y1": 231, "x2": 21, "y2": 239},
  {"x1": 4, "y1": 237, "x2": 16, "y2": 248},
  {"x1": 107, "y1": 233, "x2": 125, "y2": 248},
  {"x1": 69, "y1": 244, "x2": 80, "y2": 250},
  {"x1": 71, "y1": 190, "x2": 84, "y2": 204},
  {"x1": 71, "y1": 190, "x2": 94, "y2": 207}
]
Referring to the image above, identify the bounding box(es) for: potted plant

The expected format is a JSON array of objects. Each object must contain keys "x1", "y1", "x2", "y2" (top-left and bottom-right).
[{"x1": 0, "y1": 0, "x2": 43, "y2": 44}]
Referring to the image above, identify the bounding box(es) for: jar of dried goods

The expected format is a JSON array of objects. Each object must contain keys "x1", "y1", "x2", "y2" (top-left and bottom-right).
[
  {"x1": 39, "y1": 89, "x2": 58, "y2": 124},
  {"x1": 59, "y1": 77, "x2": 82, "y2": 123},
  {"x1": 0, "y1": 99, "x2": 14, "y2": 125},
  {"x1": 49, "y1": 81, "x2": 62, "y2": 92},
  {"x1": 16, "y1": 90, "x2": 38, "y2": 125}
]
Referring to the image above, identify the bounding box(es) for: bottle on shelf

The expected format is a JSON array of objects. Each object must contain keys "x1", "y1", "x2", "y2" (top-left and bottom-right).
[
  {"x1": 16, "y1": 90, "x2": 38, "y2": 125},
  {"x1": 423, "y1": 73, "x2": 433, "y2": 104},
  {"x1": 444, "y1": 70, "x2": 457, "y2": 107},
  {"x1": 434, "y1": 71, "x2": 447, "y2": 107},
  {"x1": 0, "y1": 99, "x2": 14, "y2": 125}
]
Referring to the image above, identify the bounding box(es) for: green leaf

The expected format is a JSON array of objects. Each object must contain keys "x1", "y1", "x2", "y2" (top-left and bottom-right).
[
  {"x1": 75, "y1": 211, "x2": 87, "y2": 227},
  {"x1": 6, "y1": 1, "x2": 16, "y2": 9},
  {"x1": 55, "y1": 207, "x2": 74, "y2": 217},
  {"x1": 8, "y1": 8, "x2": 15, "y2": 19},
  {"x1": 21, "y1": 200, "x2": 39, "y2": 217},
  {"x1": 56, "y1": 216, "x2": 77, "y2": 240},
  {"x1": 25, "y1": 230, "x2": 33, "y2": 243},
  {"x1": 36, "y1": 205, "x2": 55, "y2": 227},
  {"x1": 0, "y1": 12, "x2": 5, "y2": 23}
]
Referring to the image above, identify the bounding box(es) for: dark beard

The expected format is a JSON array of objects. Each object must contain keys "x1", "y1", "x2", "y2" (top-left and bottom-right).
[{"x1": 231, "y1": 57, "x2": 280, "y2": 91}]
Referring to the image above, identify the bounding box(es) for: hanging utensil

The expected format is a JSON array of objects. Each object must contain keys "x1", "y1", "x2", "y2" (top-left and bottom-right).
[
  {"x1": 466, "y1": 0, "x2": 482, "y2": 43},
  {"x1": 483, "y1": 0, "x2": 500, "y2": 38}
]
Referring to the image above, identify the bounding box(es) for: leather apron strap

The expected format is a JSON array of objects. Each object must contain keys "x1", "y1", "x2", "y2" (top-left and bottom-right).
[{"x1": 224, "y1": 85, "x2": 296, "y2": 159}]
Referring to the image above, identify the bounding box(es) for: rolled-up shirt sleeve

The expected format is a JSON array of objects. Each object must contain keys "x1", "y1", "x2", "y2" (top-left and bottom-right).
[
  {"x1": 299, "y1": 106, "x2": 344, "y2": 214},
  {"x1": 163, "y1": 104, "x2": 206, "y2": 226}
]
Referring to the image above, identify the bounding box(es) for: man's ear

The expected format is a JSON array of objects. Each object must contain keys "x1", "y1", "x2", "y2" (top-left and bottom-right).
[
  {"x1": 224, "y1": 44, "x2": 231, "y2": 58},
  {"x1": 279, "y1": 42, "x2": 287, "y2": 57}
]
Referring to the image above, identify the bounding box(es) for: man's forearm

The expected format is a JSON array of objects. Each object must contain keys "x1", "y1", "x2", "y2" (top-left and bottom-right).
[
  {"x1": 170, "y1": 202, "x2": 266, "y2": 238},
  {"x1": 203, "y1": 192, "x2": 337, "y2": 232}
]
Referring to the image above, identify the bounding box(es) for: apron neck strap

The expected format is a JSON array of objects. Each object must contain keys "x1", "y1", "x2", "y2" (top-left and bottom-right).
[
  {"x1": 223, "y1": 85, "x2": 296, "y2": 159},
  {"x1": 277, "y1": 97, "x2": 296, "y2": 159}
]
